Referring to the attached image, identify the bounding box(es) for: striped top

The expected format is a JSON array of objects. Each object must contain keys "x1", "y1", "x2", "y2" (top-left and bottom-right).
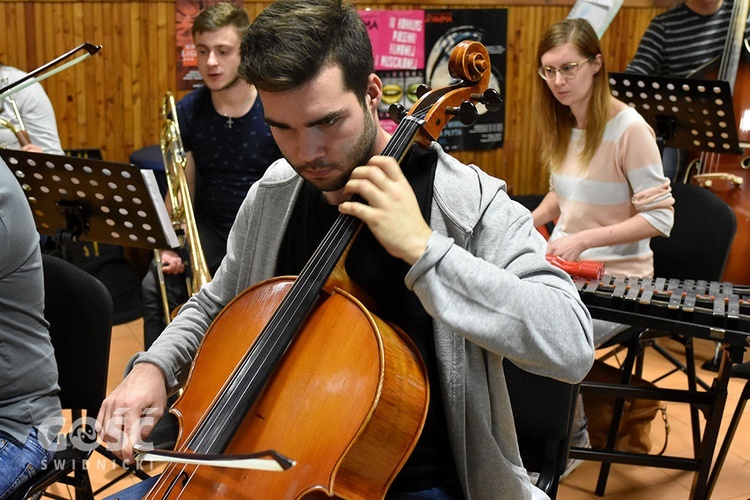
[
  {"x1": 549, "y1": 107, "x2": 675, "y2": 277},
  {"x1": 625, "y1": 1, "x2": 750, "y2": 77}
]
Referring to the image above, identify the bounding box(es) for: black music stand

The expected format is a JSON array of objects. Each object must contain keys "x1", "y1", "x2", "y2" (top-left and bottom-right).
[
  {"x1": 609, "y1": 72, "x2": 741, "y2": 372},
  {"x1": 1, "y1": 150, "x2": 179, "y2": 256},
  {"x1": 609, "y1": 72, "x2": 742, "y2": 156}
]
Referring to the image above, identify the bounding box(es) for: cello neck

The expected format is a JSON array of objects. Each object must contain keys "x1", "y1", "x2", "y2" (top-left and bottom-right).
[{"x1": 718, "y1": 0, "x2": 750, "y2": 88}]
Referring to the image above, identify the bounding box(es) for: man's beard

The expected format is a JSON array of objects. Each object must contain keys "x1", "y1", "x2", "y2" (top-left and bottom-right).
[{"x1": 298, "y1": 108, "x2": 378, "y2": 193}]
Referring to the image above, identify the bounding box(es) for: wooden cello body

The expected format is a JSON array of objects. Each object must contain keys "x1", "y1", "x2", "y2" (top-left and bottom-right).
[
  {"x1": 146, "y1": 278, "x2": 429, "y2": 499},
  {"x1": 684, "y1": 1, "x2": 750, "y2": 284},
  {"x1": 140, "y1": 41, "x2": 497, "y2": 499}
]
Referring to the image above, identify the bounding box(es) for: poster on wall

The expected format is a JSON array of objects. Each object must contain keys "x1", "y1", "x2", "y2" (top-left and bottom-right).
[
  {"x1": 358, "y1": 10, "x2": 426, "y2": 136},
  {"x1": 175, "y1": 0, "x2": 244, "y2": 91},
  {"x1": 360, "y1": 8, "x2": 506, "y2": 151},
  {"x1": 424, "y1": 9, "x2": 506, "y2": 151}
]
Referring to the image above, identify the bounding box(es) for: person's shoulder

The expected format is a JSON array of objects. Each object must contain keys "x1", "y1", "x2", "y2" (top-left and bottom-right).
[
  {"x1": 177, "y1": 85, "x2": 210, "y2": 110},
  {"x1": 608, "y1": 106, "x2": 656, "y2": 143},
  {"x1": 0, "y1": 65, "x2": 26, "y2": 80},
  {"x1": 433, "y1": 143, "x2": 504, "y2": 186},
  {"x1": 256, "y1": 157, "x2": 297, "y2": 186},
  {"x1": 430, "y1": 142, "x2": 509, "y2": 216},
  {"x1": 652, "y1": 2, "x2": 692, "y2": 22},
  {"x1": 610, "y1": 105, "x2": 646, "y2": 129}
]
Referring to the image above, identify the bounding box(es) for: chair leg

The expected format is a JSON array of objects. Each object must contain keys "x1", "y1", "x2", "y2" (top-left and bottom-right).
[
  {"x1": 683, "y1": 338, "x2": 703, "y2": 456},
  {"x1": 74, "y1": 467, "x2": 95, "y2": 500},
  {"x1": 705, "y1": 380, "x2": 750, "y2": 497}
]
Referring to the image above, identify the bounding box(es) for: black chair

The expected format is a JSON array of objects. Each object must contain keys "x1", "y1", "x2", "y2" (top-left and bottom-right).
[
  {"x1": 605, "y1": 181, "x2": 737, "y2": 374},
  {"x1": 504, "y1": 359, "x2": 580, "y2": 499},
  {"x1": 11, "y1": 254, "x2": 146, "y2": 500},
  {"x1": 705, "y1": 361, "x2": 750, "y2": 497},
  {"x1": 577, "y1": 181, "x2": 738, "y2": 496},
  {"x1": 650, "y1": 182, "x2": 736, "y2": 283}
]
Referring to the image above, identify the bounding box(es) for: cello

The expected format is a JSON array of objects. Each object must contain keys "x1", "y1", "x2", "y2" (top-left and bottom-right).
[
  {"x1": 683, "y1": 0, "x2": 750, "y2": 284},
  {"x1": 137, "y1": 41, "x2": 498, "y2": 499}
]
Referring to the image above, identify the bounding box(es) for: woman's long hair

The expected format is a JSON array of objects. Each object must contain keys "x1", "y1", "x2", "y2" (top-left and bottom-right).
[{"x1": 534, "y1": 18, "x2": 611, "y2": 172}]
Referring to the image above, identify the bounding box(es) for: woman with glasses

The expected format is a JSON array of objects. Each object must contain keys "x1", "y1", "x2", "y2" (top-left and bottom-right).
[
  {"x1": 532, "y1": 17, "x2": 673, "y2": 280},
  {"x1": 529, "y1": 17, "x2": 675, "y2": 479}
]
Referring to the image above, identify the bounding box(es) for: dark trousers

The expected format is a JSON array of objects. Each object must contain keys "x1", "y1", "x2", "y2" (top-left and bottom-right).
[{"x1": 141, "y1": 217, "x2": 231, "y2": 349}]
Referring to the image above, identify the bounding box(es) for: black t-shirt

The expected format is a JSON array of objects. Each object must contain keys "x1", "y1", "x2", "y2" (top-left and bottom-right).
[{"x1": 275, "y1": 146, "x2": 462, "y2": 498}]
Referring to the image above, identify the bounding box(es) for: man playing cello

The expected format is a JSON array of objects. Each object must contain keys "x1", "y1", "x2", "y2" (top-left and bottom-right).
[{"x1": 97, "y1": 1, "x2": 594, "y2": 498}]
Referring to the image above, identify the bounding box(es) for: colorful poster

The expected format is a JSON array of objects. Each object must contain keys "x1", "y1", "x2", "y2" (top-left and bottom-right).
[
  {"x1": 361, "y1": 8, "x2": 506, "y2": 150},
  {"x1": 360, "y1": 10, "x2": 426, "y2": 135},
  {"x1": 424, "y1": 9, "x2": 506, "y2": 151},
  {"x1": 360, "y1": 10, "x2": 425, "y2": 71},
  {"x1": 175, "y1": 0, "x2": 244, "y2": 91}
]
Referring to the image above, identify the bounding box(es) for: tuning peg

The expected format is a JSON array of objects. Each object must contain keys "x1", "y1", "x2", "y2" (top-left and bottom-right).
[
  {"x1": 416, "y1": 84, "x2": 431, "y2": 99},
  {"x1": 447, "y1": 101, "x2": 479, "y2": 126},
  {"x1": 388, "y1": 103, "x2": 407, "y2": 124},
  {"x1": 480, "y1": 89, "x2": 502, "y2": 112}
]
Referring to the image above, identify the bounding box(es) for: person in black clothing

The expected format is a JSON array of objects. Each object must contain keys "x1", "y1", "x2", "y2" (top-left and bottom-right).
[{"x1": 141, "y1": 2, "x2": 281, "y2": 350}]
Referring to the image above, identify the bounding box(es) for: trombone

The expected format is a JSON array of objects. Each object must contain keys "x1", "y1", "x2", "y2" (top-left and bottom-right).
[
  {"x1": 156, "y1": 91, "x2": 212, "y2": 323},
  {"x1": 0, "y1": 78, "x2": 31, "y2": 148}
]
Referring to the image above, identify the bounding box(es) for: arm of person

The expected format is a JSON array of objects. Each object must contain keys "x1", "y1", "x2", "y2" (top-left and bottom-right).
[
  {"x1": 412, "y1": 197, "x2": 594, "y2": 383},
  {"x1": 95, "y1": 362, "x2": 168, "y2": 465},
  {"x1": 341, "y1": 154, "x2": 594, "y2": 383},
  {"x1": 530, "y1": 191, "x2": 560, "y2": 229},
  {"x1": 97, "y1": 181, "x2": 263, "y2": 462},
  {"x1": 15, "y1": 80, "x2": 65, "y2": 155},
  {"x1": 21, "y1": 143, "x2": 44, "y2": 153},
  {"x1": 625, "y1": 20, "x2": 667, "y2": 75},
  {"x1": 158, "y1": 151, "x2": 198, "y2": 274},
  {"x1": 546, "y1": 214, "x2": 662, "y2": 261}
]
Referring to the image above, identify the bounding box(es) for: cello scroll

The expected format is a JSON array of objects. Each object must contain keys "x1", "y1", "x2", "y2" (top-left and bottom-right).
[{"x1": 388, "y1": 41, "x2": 502, "y2": 149}]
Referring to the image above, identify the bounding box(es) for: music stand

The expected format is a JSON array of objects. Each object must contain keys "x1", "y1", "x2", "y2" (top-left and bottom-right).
[
  {"x1": 608, "y1": 72, "x2": 742, "y2": 156},
  {"x1": 609, "y1": 73, "x2": 742, "y2": 372},
  {"x1": 1, "y1": 150, "x2": 178, "y2": 254}
]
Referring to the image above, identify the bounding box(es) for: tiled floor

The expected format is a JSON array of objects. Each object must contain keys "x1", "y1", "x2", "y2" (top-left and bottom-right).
[
  {"x1": 51, "y1": 318, "x2": 750, "y2": 499},
  {"x1": 558, "y1": 338, "x2": 750, "y2": 500}
]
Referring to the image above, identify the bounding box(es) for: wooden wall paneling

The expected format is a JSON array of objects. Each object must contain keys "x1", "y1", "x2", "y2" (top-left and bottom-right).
[
  {"x1": 0, "y1": 0, "x2": 671, "y2": 194},
  {"x1": 130, "y1": 0, "x2": 144, "y2": 157},
  {"x1": 102, "y1": 1, "x2": 123, "y2": 161},
  {"x1": 0, "y1": 4, "x2": 26, "y2": 68},
  {"x1": 73, "y1": 2, "x2": 87, "y2": 149},
  {"x1": 153, "y1": 1, "x2": 173, "y2": 148},
  {"x1": 87, "y1": 2, "x2": 106, "y2": 155}
]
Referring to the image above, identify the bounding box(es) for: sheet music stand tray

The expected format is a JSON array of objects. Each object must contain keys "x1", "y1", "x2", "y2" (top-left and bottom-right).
[
  {"x1": 608, "y1": 72, "x2": 742, "y2": 156},
  {"x1": 1, "y1": 150, "x2": 178, "y2": 252}
]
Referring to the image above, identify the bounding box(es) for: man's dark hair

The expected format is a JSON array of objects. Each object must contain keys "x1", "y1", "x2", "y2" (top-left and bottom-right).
[
  {"x1": 192, "y1": 1, "x2": 250, "y2": 37},
  {"x1": 238, "y1": 0, "x2": 374, "y2": 102}
]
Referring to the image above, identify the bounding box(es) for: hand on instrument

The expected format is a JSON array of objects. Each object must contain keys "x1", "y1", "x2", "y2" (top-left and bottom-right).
[
  {"x1": 547, "y1": 233, "x2": 587, "y2": 262},
  {"x1": 95, "y1": 362, "x2": 169, "y2": 465},
  {"x1": 21, "y1": 144, "x2": 44, "y2": 153},
  {"x1": 160, "y1": 249, "x2": 186, "y2": 274},
  {"x1": 339, "y1": 155, "x2": 432, "y2": 265}
]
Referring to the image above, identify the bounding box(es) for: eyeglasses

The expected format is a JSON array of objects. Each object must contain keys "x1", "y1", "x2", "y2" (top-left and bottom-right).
[{"x1": 537, "y1": 57, "x2": 594, "y2": 81}]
